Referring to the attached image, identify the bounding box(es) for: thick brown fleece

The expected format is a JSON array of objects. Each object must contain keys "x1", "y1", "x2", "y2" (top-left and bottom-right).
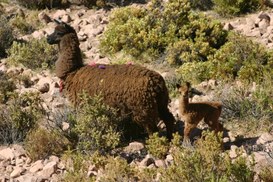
[{"x1": 48, "y1": 22, "x2": 175, "y2": 139}]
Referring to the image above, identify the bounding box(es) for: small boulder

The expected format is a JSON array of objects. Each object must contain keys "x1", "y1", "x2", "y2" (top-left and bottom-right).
[
  {"x1": 139, "y1": 155, "x2": 154, "y2": 167},
  {"x1": 256, "y1": 132, "x2": 273, "y2": 145},
  {"x1": 0, "y1": 148, "x2": 15, "y2": 160},
  {"x1": 10, "y1": 166, "x2": 25, "y2": 178},
  {"x1": 124, "y1": 142, "x2": 145, "y2": 153}
]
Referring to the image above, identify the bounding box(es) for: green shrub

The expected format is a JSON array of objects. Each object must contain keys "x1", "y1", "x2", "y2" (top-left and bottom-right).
[
  {"x1": 176, "y1": 61, "x2": 214, "y2": 84},
  {"x1": 160, "y1": 131, "x2": 255, "y2": 182},
  {"x1": 219, "y1": 80, "x2": 273, "y2": 135},
  {"x1": 9, "y1": 10, "x2": 42, "y2": 35},
  {"x1": 7, "y1": 38, "x2": 58, "y2": 70},
  {"x1": 213, "y1": 0, "x2": 260, "y2": 16},
  {"x1": 146, "y1": 132, "x2": 169, "y2": 159},
  {"x1": 62, "y1": 150, "x2": 93, "y2": 182},
  {"x1": 15, "y1": 0, "x2": 69, "y2": 9},
  {"x1": 190, "y1": 0, "x2": 213, "y2": 10},
  {"x1": 69, "y1": 0, "x2": 107, "y2": 7},
  {"x1": 0, "y1": 16, "x2": 14, "y2": 57},
  {"x1": 25, "y1": 127, "x2": 71, "y2": 161},
  {"x1": 99, "y1": 156, "x2": 137, "y2": 182},
  {"x1": 209, "y1": 33, "x2": 273, "y2": 83},
  {"x1": 164, "y1": 73, "x2": 184, "y2": 98},
  {"x1": 0, "y1": 92, "x2": 45, "y2": 144},
  {"x1": 100, "y1": 0, "x2": 227, "y2": 64},
  {"x1": 71, "y1": 93, "x2": 122, "y2": 154},
  {"x1": 0, "y1": 71, "x2": 16, "y2": 104}
]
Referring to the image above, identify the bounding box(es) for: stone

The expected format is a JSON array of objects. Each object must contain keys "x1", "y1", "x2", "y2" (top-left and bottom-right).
[
  {"x1": 39, "y1": 161, "x2": 57, "y2": 178},
  {"x1": 0, "y1": 148, "x2": 15, "y2": 160},
  {"x1": 223, "y1": 23, "x2": 234, "y2": 31},
  {"x1": 139, "y1": 155, "x2": 154, "y2": 167},
  {"x1": 29, "y1": 160, "x2": 44, "y2": 173},
  {"x1": 32, "y1": 30, "x2": 46, "y2": 39},
  {"x1": 10, "y1": 166, "x2": 25, "y2": 178},
  {"x1": 62, "y1": 122, "x2": 70, "y2": 131},
  {"x1": 53, "y1": 10, "x2": 67, "y2": 20},
  {"x1": 38, "y1": 83, "x2": 50, "y2": 93},
  {"x1": 15, "y1": 157, "x2": 25, "y2": 166},
  {"x1": 124, "y1": 142, "x2": 145, "y2": 153},
  {"x1": 49, "y1": 156, "x2": 60, "y2": 163},
  {"x1": 16, "y1": 174, "x2": 39, "y2": 182},
  {"x1": 253, "y1": 152, "x2": 269, "y2": 166},
  {"x1": 12, "y1": 144, "x2": 26, "y2": 158},
  {"x1": 62, "y1": 14, "x2": 72, "y2": 23},
  {"x1": 154, "y1": 159, "x2": 167, "y2": 168},
  {"x1": 223, "y1": 137, "x2": 230, "y2": 143},
  {"x1": 229, "y1": 145, "x2": 238, "y2": 158},
  {"x1": 38, "y1": 11, "x2": 52, "y2": 24},
  {"x1": 256, "y1": 132, "x2": 273, "y2": 145}
]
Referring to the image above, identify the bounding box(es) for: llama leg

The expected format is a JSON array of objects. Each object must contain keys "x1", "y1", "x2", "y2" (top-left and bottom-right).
[
  {"x1": 159, "y1": 108, "x2": 175, "y2": 140},
  {"x1": 134, "y1": 109, "x2": 159, "y2": 136},
  {"x1": 183, "y1": 122, "x2": 195, "y2": 145},
  {"x1": 144, "y1": 122, "x2": 159, "y2": 136}
]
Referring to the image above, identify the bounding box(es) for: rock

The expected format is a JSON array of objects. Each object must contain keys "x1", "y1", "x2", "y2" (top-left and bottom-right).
[
  {"x1": 229, "y1": 145, "x2": 238, "y2": 158},
  {"x1": 258, "y1": 13, "x2": 271, "y2": 24},
  {"x1": 39, "y1": 161, "x2": 57, "y2": 178},
  {"x1": 57, "y1": 161, "x2": 66, "y2": 170},
  {"x1": 10, "y1": 166, "x2": 25, "y2": 178},
  {"x1": 253, "y1": 151, "x2": 270, "y2": 166},
  {"x1": 38, "y1": 83, "x2": 50, "y2": 93},
  {"x1": 256, "y1": 132, "x2": 273, "y2": 145},
  {"x1": 223, "y1": 23, "x2": 234, "y2": 31},
  {"x1": 15, "y1": 157, "x2": 25, "y2": 166},
  {"x1": 62, "y1": 122, "x2": 70, "y2": 131},
  {"x1": 51, "y1": 173, "x2": 60, "y2": 182},
  {"x1": 53, "y1": 10, "x2": 67, "y2": 20},
  {"x1": 49, "y1": 155, "x2": 60, "y2": 163},
  {"x1": 32, "y1": 30, "x2": 46, "y2": 39},
  {"x1": 12, "y1": 144, "x2": 26, "y2": 158},
  {"x1": 29, "y1": 160, "x2": 44, "y2": 173},
  {"x1": 154, "y1": 159, "x2": 167, "y2": 168},
  {"x1": 223, "y1": 137, "x2": 230, "y2": 143},
  {"x1": 124, "y1": 142, "x2": 145, "y2": 153},
  {"x1": 139, "y1": 155, "x2": 154, "y2": 167},
  {"x1": 62, "y1": 14, "x2": 72, "y2": 23},
  {"x1": 259, "y1": 19, "x2": 270, "y2": 34},
  {"x1": 16, "y1": 174, "x2": 39, "y2": 182},
  {"x1": 0, "y1": 148, "x2": 15, "y2": 160},
  {"x1": 38, "y1": 11, "x2": 52, "y2": 24}
]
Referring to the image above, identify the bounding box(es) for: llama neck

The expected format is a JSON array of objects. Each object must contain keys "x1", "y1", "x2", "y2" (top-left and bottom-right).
[
  {"x1": 55, "y1": 33, "x2": 84, "y2": 79},
  {"x1": 179, "y1": 95, "x2": 189, "y2": 114}
]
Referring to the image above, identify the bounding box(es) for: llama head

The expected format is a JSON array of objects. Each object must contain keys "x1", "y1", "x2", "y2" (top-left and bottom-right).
[
  {"x1": 176, "y1": 82, "x2": 191, "y2": 98},
  {"x1": 47, "y1": 19, "x2": 77, "y2": 45}
]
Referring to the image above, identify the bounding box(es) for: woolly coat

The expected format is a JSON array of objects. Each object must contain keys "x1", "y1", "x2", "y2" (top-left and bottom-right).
[{"x1": 47, "y1": 22, "x2": 175, "y2": 139}]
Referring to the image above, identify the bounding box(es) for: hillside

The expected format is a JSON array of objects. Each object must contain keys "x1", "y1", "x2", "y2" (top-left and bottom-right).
[{"x1": 0, "y1": 0, "x2": 272, "y2": 181}]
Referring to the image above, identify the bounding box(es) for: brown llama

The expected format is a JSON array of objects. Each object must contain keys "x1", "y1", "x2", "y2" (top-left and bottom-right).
[
  {"x1": 46, "y1": 20, "x2": 175, "y2": 140},
  {"x1": 177, "y1": 82, "x2": 223, "y2": 144}
]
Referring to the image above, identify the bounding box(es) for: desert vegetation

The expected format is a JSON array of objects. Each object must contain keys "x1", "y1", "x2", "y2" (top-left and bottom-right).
[{"x1": 0, "y1": 0, "x2": 272, "y2": 181}]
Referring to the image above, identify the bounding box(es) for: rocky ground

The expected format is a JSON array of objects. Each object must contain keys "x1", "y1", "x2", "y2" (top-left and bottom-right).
[{"x1": 0, "y1": 3, "x2": 273, "y2": 181}]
